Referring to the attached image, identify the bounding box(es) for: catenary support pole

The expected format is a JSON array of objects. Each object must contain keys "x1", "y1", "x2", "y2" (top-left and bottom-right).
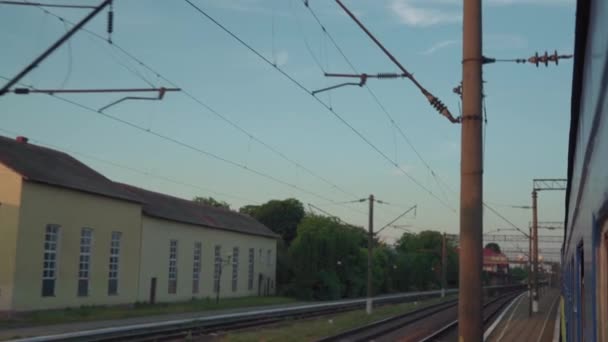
[
  {"x1": 529, "y1": 223, "x2": 533, "y2": 316},
  {"x1": 459, "y1": 0, "x2": 484, "y2": 340},
  {"x1": 442, "y1": 232, "x2": 447, "y2": 298},
  {"x1": 532, "y1": 190, "x2": 539, "y2": 313},
  {"x1": 366, "y1": 194, "x2": 374, "y2": 314}
]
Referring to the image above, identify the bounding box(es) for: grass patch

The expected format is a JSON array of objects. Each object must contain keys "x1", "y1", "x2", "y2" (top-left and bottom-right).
[
  {"x1": 0, "y1": 296, "x2": 298, "y2": 329},
  {"x1": 221, "y1": 295, "x2": 457, "y2": 342}
]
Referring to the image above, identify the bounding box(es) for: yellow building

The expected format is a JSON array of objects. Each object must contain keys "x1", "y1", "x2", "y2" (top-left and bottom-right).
[
  {"x1": 0, "y1": 136, "x2": 277, "y2": 313},
  {"x1": 123, "y1": 185, "x2": 277, "y2": 303}
]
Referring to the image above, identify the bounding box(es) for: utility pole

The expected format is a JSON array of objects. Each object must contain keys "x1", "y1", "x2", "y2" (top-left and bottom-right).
[
  {"x1": 366, "y1": 194, "x2": 374, "y2": 314},
  {"x1": 528, "y1": 222, "x2": 533, "y2": 316},
  {"x1": 459, "y1": 0, "x2": 483, "y2": 340},
  {"x1": 530, "y1": 179, "x2": 566, "y2": 314},
  {"x1": 531, "y1": 190, "x2": 539, "y2": 313},
  {"x1": 441, "y1": 232, "x2": 447, "y2": 298}
]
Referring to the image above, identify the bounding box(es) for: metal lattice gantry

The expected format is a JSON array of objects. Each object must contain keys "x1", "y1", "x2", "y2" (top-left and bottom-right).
[
  {"x1": 533, "y1": 179, "x2": 567, "y2": 191},
  {"x1": 483, "y1": 234, "x2": 562, "y2": 243}
]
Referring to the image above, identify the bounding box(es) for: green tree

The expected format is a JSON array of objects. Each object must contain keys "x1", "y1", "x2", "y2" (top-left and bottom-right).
[
  {"x1": 485, "y1": 242, "x2": 502, "y2": 253},
  {"x1": 510, "y1": 266, "x2": 528, "y2": 282},
  {"x1": 394, "y1": 231, "x2": 458, "y2": 291},
  {"x1": 193, "y1": 196, "x2": 230, "y2": 209},
  {"x1": 289, "y1": 215, "x2": 367, "y2": 300},
  {"x1": 240, "y1": 199, "x2": 305, "y2": 245}
]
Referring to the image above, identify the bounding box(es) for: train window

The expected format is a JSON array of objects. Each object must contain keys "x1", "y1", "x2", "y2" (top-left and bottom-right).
[{"x1": 599, "y1": 225, "x2": 608, "y2": 342}]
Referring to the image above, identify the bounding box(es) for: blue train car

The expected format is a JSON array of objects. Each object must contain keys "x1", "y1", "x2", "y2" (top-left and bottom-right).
[{"x1": 563, "y1": 0, "x2": 608, "y2": 341}]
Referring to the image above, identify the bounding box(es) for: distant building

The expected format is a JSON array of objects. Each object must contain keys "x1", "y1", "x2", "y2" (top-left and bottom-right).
[
  {"x1": 483, "y1": 248, "x2": 510, "y2": 285},
  {"x1": 0, "y1": 135, "x2": 277, "y2": 313}
]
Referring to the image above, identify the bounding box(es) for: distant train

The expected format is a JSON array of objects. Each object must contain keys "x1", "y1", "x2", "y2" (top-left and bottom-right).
[{"x1": 562, "y1": 0, "x2": 608, "y2": 341}]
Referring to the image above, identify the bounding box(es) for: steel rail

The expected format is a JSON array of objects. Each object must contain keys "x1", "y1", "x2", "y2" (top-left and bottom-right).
[{"x1": 418, "y1": 290, "x2": 523, "y2": 341}]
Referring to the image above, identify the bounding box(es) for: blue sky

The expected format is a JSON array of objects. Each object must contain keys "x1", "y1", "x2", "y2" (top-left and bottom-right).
[{"x1": 0, "y1": 0, "x2": 574, "y2": 251}]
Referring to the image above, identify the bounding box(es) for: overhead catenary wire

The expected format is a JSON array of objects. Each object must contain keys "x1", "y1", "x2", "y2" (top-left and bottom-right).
[
  {"x1": 296, "y1": 0, "x2": 458, "y2": 201},
  {"x1": 183, "y1": 0, "x2": 456, "y2": 213},
  {"x1": 1, "y1": 76, "x2": 352, "y2": 207},
  {"x1": 0, "y1": 0, "x2": 96, "y2": 9},
  {"x1": 26, "y1": 4, "x2": 362, "y2": 203},
  {"x1": 0, "y1": 127, "x2": 260, "y2": 204},
  {"x1": 483, "y1": 202, "x2": 529, "y2": 238}
]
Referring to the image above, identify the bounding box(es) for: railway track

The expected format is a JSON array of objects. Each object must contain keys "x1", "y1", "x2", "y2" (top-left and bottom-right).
[
  {"x1": 11, "y1": 289, "x2": 456, "y2": 342},
  {"x1": 316, "y1": 290, "x2": 522, "y2": 342},
  {"x1": 11, "y1": 285, "x2": 524, "y2": 342}
]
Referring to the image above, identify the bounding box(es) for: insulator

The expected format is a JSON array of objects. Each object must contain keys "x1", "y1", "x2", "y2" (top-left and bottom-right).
[
  {"x1": 528, "y1": 52, "x2": 540, "y2": 67},
  {"x1": 429, "y1": 96, "x2": 446, "y2": 113},
  {"x1": 548, "y1": 50, "x2": 559, "y2": 65},
  {"x1": 14, "y1": 88, "x2": 30, "y2": 94},
  {"x1": 377, "y1": 73, "x2": 398, "y2": 78},
  {"x1": 541, "y1": 51, "x2": 549, "y2": 67},
  {"x1": 107, "y1": 10, "x2": 114, "y2": 34}
]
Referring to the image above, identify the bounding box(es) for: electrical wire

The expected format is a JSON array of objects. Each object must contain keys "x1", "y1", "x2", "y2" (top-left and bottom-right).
[
  {"x1": 183, "y1": 0, "x2": 456, "y2": 212},
  {"x1": 26, "y1": 5, "x2": 362, "y2": 202},
  {"x1": 0, "y1": 1, "x2": 96, "y2": 9},
  {"x1": 288, "y1": 0, "x2": 325, "y2": 73},
  {"x1": 296, "y1": 0, "x2": 458, "y2": 201},
  {"x1": 58, "y1": 20, "x2": 72, "y2": 89},
  {"x1": 483, "y1": 202, "x2": 528, "y2": 238},
  {"x1": 1, "y1": 76, "x2": 349, "y2": 206},
  {"x1": 0, "y1": 127, "x2": 260, "y2": 204}
]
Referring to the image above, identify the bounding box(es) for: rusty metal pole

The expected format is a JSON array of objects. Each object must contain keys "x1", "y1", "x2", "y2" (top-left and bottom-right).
[
  {"x1": 459, "y1": 0, "x2": 484, "y2": 339},
  {"x1": 532, "y1": 190, "x2": 539, "y2": 313},
  {"x1": 366, "y1": 194, "x2": 374, "y2": 314},
  {"x1": 442, "y1": 232, "x2": 447, "y2": 298}
]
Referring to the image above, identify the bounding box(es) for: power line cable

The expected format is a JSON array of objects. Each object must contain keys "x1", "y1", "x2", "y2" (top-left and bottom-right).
[
  {"x1": 0, "y1": 127, "x2": 260, "y2": 204},
  {"x1": 183, "y1": 0, "x2": 455, "y2": 212},
  {"x1": 58, "y1": 20, "x2": 73, "y2": 89},
  {"x1": 1, "y1": 76, "x2": 350, "y2": 206},
  {"x1": 296, "y1": 0, "x2": 458, "y2": 201},
  {"x1": 483, "y1": 202, "x2": 529, "y2": 238},
  {"x1": 26, "y1": 5, "x2": 362, "y2": 202},
  {"x1": 288, "y1": 0, "x2": 325, "y2": 73}
]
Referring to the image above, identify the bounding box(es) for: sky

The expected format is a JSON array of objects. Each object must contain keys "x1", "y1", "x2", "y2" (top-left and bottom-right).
[{"x1": 0, "y1": 0, "x2": 575, "y2": 257}]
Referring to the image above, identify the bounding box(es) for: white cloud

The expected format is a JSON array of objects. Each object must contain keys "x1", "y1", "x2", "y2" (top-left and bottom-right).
[
  {"x1": 275, "y1": 50, "x2": 289, "y2": 67},
  {"x1": 389, "y1": 0, "x2": 573, "y2": 27},
  {"x1": 411, "y1": 0, "x2": 573, "y2": 5},
  {"x1": 421, "y1": 39, "x2": 460, "y2": 55},
  {"x1": 389, "y1": 0, "x2": 461, "y2": 27}
]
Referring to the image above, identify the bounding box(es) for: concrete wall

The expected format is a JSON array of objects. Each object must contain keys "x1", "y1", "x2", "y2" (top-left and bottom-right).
[
  {"x1": 0, "y1": 165, "x2": 22, "y2": 312},
  {"x1": 138, "y1": 216, "x2": 276, "y2": 303},
  {"x1": 11, "y1": 182, "x2": 142, "y2": 311}
]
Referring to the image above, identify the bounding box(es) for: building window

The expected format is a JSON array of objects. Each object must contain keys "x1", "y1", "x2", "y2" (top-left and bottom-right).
[
  {"x1": 78, "y1": 228, "x2": 93, "y2": 297},
  {"x1": 267, "y1": 249, "x2": 272, "y2": 266},
  {"x1": 192, "y1": 242, "x2": 202, "y2": 294},
  {"x1": 108, "y1": 231, "x2": 121, "y2": 295},
  {"x1": 259, "y1": 248, "x2": 262, "y2": 264},
  {"x1": 42, "y1": 224, "x2": 60, "y2": 297},
  {"x1": 248, "y1": 248, "x2": 254, "y2": 290},
  {"x1": 232, "y1": 247, "x2": 239, "y2": 292},
  {"x1": 214, "y1": 245, "x2": 221, "y2": 292},
  {"x1": 168, "y1": 240, "x2": 178, "y2": 294}
]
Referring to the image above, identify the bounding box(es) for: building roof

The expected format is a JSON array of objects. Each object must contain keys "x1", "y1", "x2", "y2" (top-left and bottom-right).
[
  {"x1": 0, "y1": 135, "x2": 141, "y2": 203},
  {"x1": 120, "y1": 184, "x2": 278, "y2": 239}
]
